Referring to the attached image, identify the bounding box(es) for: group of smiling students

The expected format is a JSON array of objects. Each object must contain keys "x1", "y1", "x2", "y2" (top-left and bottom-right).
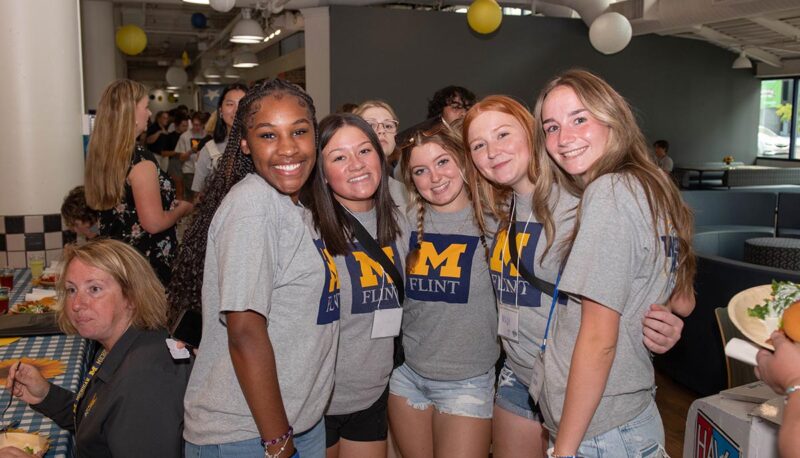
[{"x1": 169, "y1": 69, "x2": 696, "y2": 458}]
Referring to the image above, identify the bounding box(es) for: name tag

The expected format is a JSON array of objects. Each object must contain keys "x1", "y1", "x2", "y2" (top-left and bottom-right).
[
  {"x1": 372, "y1": 307, "x2": 402, "y2": 339},
  {"x1": 497, "y1": 301, "x2": 519, "y2": 342}
]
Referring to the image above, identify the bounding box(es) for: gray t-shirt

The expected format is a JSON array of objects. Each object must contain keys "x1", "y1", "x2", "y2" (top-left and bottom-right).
[
  {"x1": 327, "y1": 206, "x2": 407, "y2": 415},
  {"x1": 491, "y1": 189, "x2": 578, "y2": 387},
  {"x1": 191, "y1": 139, "x2": 226, "y2": 192},
  {"x1": 403, "y1": 204, "x2": 500, "y2": 381},
  {"x1": 540, "y1": 174, "x2": 677, "y2": 439},
  {"x1": 183, "y1": 174, "x2": 340, "y2": 444}
]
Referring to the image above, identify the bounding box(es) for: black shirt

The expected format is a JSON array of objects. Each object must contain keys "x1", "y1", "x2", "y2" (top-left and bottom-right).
[{"x1": 33, "y1": 327, "x2": 191, "y2": 458}]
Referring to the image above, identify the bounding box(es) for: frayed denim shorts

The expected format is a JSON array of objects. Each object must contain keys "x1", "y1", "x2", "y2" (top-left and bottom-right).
[
  {"x1": 389, "y1": 363, "x2": 495, "y2": 419},
  {"x1": 550, "y1": 398, "x2": 666, "y2": 458}
]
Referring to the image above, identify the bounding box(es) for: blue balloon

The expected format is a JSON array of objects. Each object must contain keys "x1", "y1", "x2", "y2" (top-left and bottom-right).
[{"x1": 191, "y1": 13, "x2": 207, "y2": 29}]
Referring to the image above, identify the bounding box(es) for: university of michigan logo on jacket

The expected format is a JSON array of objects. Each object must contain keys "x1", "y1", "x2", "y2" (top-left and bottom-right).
[
  {"x1": 344, "y1": 242, "x2": 402, "y2": 314},
  {"x1": 406, "y1": 232, "x2": 479, "y2": 303},
  {"x1": 490, "y1": 222, "x2": 544, "y2": 307},
  {"x1": 314, "y1": 239, "x2": 341, "y2": 324}
]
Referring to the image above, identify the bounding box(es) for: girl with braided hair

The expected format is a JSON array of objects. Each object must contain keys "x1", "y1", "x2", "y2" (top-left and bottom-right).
[
  {"x1": 389, "y1": 122, "x2": 498, "y2": 458},
  {"x1": 176, "y1": 79, "x2": 339, "y2": 458}
]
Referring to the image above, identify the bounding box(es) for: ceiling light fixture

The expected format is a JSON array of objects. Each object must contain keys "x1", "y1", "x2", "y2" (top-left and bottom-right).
[
  {"x1": 204, "y1": 66, "x2": 222, "y2": 78},
  {"x1": 231, "y1": 9, "x2": 265, "y2": 44},
  {"x1": 182, "y1": 0, "x2": 209, "y2": 4},
  {"x1": 732, "y1": 51, "x2": 752, "y2": 69},
  {"x1": 233, "y1": 51, "x2": 259, "y2": 68},
  {"x1": 225, "y1": 67, "x2": 241, "y2": 78}
]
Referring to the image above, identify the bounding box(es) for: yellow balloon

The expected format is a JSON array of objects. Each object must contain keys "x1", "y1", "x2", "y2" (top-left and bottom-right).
[
  {"x1": 115, "y1": 25, "x2": 147, "y2": 56},
  {"x1": 467, "y1": 0, "x2": 502, "y2": 35}
]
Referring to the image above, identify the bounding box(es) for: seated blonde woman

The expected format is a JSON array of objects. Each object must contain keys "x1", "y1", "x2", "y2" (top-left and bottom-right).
[{"x1": 4, "y1": 239, "x2": 190, "y2": 458}]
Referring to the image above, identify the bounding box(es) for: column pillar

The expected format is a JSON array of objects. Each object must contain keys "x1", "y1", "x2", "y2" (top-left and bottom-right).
[
  {"x1": 301, "y1": 7, "x2": 331, "y2": 118},
  {"x1": 81, "y1": 0, "x2": 119, "y2": 111},
  {"x1": 0, "y1": 0, "x2": 84, "y2": 268}
]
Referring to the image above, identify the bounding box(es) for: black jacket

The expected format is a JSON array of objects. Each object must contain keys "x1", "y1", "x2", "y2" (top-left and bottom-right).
[{"x1": 33, "y1": 328, "x2": 191, "y2": 458}]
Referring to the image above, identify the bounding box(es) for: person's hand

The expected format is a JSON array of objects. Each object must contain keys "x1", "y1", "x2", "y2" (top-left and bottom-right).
[
  {"x1": 174, "y1": 340, "x2": 199, "y2": 357},
  {"x1": 756, "y1": 331, "x2": 800, "y2": 395},
  {"x1": 642, "y1": 303, "x2": 683, "y2": 354},
  {"x1": 177, "y1": 200, "x2": 194, "y2": 218},
  {"x1": 179, "y1": 152, "x2": 191, "y2": 161},
  {"x1": 0, "y1": 446, "x2": 40, "y2": 457},
  {"x1": 6, "y1": 362, "x2": 50, "y2": 405}
]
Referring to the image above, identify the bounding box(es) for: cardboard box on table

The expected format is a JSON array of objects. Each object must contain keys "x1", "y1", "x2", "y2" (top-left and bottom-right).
[{"x1": 683, "y1": 382, "x2": 781, "y2": 458}]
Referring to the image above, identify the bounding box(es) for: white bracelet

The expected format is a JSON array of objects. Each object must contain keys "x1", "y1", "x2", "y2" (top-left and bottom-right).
[{"x1": 786, "y1": 385, "x2": 800, "y2": 396}]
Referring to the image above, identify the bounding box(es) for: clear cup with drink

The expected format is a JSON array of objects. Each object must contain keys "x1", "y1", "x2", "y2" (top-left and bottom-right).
[{"x1": 0, "y1": 287, "x2": 9, "y2": 315}]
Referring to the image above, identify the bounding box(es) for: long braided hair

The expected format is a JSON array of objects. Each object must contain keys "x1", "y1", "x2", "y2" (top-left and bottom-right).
[
  {"x1": 399, "y1": 121, "x2": 489, "y2": 272},
  {"x1": 167, "y1": 79, "x2": 317, "y2": 324}
]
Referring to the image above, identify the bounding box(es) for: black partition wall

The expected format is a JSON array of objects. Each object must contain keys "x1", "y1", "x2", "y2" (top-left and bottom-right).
[{"x1": 328, "y1": 6, "x2": 760, "y2": 165}]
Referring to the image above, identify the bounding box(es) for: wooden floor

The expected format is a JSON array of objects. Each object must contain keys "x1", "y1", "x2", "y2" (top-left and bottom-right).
[{"x1": 655, "y1": 369, "x2": 701, "y2": 457}]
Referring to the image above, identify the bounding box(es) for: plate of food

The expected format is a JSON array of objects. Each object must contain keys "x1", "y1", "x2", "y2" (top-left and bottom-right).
[
  {"x1": 38, "y1": 272, "x2": 59, "y2": 287},
  {"x1": 8, "y1": 297, "x2": 58, "y2": 315},
  {"x1": 728, "y1": 281, "x2": 800, "y2": 350},
  {"x1": 0, "y1": 431, "x2": 50, "y2": 456}
]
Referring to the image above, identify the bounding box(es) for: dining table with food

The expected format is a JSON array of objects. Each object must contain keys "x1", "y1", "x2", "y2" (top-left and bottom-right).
[
  {"x1": 683, "y1": 280, "x2": 799, "y2": 457},
  {"x1": 0, "y1": 267, "x2": 89, "y2": 457}
]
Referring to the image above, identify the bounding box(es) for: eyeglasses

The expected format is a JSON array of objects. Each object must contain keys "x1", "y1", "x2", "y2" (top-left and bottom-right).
[{"x1": 367, "y1": 120, "x2": 399, "y2": 134}]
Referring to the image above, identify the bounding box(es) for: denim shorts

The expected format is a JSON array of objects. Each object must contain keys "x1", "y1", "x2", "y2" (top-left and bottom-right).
[
  {"x1": 185, "y1": 418, "x2": 326, "y2": 458},
  {"x1": 494, "y1": 363, "x2": 541, "y2": 421},
  {"x1": 389, "y1": 363, "x2": 495, "y2": 419},
  {"x1": 551, "y1": 399, "x2": 666, "y2": 457}
]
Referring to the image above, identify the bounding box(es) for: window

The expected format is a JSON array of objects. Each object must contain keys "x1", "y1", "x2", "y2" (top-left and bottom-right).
[{"x1": 758, "y1": 79, "x2": 796, "y2": 160}]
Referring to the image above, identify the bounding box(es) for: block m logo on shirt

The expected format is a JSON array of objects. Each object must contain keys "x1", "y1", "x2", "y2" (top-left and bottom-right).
[
  {"x1": 314, "y1": 239, "x2": 341, "y2": 324},
  {"x1": 345, "y1": 242, "x2": 402, "y2": 314},
  {"x1": 406, "y1": 232, "x2": 478, "y2": 304},
  {"x1": 490, "y1": 223, "x2": 543, "y2": 308}
]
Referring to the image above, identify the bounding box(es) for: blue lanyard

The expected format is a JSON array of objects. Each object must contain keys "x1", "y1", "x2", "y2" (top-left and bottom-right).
[{"x1": 540, "y1": 270, "x2": 562, "y2": 354}]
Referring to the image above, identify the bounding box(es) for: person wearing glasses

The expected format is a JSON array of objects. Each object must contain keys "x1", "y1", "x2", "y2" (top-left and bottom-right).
[{"x1": 355, "y1": 100, "x2": 401, "y2": 169}]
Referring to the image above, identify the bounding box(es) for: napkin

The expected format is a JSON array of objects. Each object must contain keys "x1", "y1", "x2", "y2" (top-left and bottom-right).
[{"x1": 725, "y1": 338, "x2": 760, "y2": 366}]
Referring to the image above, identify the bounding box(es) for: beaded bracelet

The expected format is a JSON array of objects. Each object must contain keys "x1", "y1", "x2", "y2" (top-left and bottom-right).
[
  {"x1": 787, "y1": 385, "x2": 800, "y2": 396},
  {"x1": 261, "y1": 426, "x2": 294, "y2": 448}
]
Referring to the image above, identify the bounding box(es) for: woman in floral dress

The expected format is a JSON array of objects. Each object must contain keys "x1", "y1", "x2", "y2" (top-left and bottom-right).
[{"x1": 84, "y1": 80, "x2": 194, "y2": 285}]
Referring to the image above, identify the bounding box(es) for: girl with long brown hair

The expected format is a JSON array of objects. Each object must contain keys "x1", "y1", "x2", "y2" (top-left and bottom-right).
[{"x1": 84, "y1": 79, "x2": 193, "y2": 285}]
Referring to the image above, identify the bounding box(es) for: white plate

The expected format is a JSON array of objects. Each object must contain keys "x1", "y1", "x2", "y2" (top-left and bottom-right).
[{"x1": 728, "y1": 284, "x2": 777, "y2": 350}]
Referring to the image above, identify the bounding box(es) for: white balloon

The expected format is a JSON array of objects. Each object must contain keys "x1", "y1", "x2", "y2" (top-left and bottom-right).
[
  {"x1": 166, "y1": 65, "x2": 188, "y2": 87},
  {"x1": 209, "y1": 0, "x2": 236, "y2": 13},
  {"x1": 589, "y1": 12, "x2": 632, "y2": 55}
]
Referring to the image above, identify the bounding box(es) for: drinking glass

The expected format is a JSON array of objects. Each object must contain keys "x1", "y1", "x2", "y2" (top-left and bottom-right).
[{"x1": 0, "y1": 287, "x2": 9, "y2": 315}]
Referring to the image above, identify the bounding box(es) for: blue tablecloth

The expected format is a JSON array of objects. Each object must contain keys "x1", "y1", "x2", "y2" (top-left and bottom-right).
[{"x1": 0, "y1": 268, "x2": 88, "y2": 458}]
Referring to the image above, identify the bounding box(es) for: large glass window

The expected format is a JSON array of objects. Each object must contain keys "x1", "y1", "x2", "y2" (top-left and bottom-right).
[{"x1": 758, "y1": 79, "x2": 796, "y2": 160}]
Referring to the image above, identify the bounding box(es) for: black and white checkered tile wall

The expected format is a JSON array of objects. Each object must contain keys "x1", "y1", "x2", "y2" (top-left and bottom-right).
[{"x1": 0, "y1": 214, "x2": 76, "y2": 268}]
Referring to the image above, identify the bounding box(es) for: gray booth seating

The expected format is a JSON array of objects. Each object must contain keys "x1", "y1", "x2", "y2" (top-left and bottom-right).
[
  {"x1": 655, "y1": 190, "x2": 797, "y2": 396},
  {"x1": 722, "y1": 167, "x2": 800, "y2": 188},
  {"x1": 777, "y1": 193, "x2": 800, "y2": 238},
  {"x1": 681, "y1": 191, "x2": 777, "y2": 235}
]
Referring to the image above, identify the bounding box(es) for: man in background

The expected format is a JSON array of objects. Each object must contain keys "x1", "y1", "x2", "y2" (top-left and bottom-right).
[
  {"x1": 654, "y1": 139, "x2": 674, "y2": 173},
  {"x1": 175, "y1": 112, "x2": 208, "y2": 202}
]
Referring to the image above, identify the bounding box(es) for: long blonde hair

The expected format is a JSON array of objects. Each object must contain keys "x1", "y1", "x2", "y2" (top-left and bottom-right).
[
  {"x1": 532, "y1": 69, "x2": 695, "y2": 298},
  {"x1": 56, "y1": 239, "x2": 167, "y2": 335},
  {"x1": 85, "y1": 79, "x2": 148, "y2": 210}
]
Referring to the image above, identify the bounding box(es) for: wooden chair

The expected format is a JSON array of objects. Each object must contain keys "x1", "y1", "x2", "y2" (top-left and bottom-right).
[{"x1": 714, "y1": 307, "x2": 759, "y2": 389}]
